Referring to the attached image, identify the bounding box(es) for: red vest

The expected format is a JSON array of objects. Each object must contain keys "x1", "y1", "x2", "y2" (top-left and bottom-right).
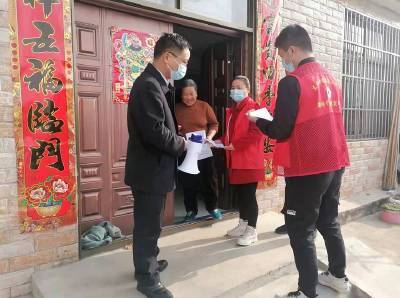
[
  {"x1": 273, "y1": 62, "x2": 350, "y2": 177},
  {"x1": 222, "y1": 98, "x2": 265, "y2": 170}
]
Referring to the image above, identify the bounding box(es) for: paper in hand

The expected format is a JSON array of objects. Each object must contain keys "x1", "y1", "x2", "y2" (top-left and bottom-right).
[
  {"x1": 205, "y1": 139, "x2": 225, "y2": 148},
  {"x1": 248, "y1": 108, "x2": 273, "y2": 121},
  {"x1": 186, "y1": 130, "x2": 213, "y2": 160}
]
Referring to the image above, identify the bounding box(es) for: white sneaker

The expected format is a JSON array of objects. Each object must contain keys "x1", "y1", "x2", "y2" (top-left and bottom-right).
[
  {"x1": 275, "y1": 290, "x2": 316, "y2": 298},
  {"x1": 227, "y1": 219, "x2": 248, "y2": 237},
  {"x1": 237, "y1": 226, "x2": 258, "y2": 246},
  {"x1": 319, "y1": 271, "x2": 351, "y2": 294}
]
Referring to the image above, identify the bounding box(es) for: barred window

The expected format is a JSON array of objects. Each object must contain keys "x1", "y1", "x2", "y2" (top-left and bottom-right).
[{"x1": 342, "y1": 9, "x2": 400, "y2": 140}]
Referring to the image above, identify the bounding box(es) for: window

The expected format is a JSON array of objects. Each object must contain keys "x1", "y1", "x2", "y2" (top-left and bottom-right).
[
  {"x1": 182, "y1": 0, "x2": 248, "y2": 27},
  {"x1": 342, "y1": 9, "x2": 400, "y2": 140}
]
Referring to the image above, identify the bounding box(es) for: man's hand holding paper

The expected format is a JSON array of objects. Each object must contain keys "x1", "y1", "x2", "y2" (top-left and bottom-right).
[
  {"x1": 205, "y1": 139, "x2": 225, "y2": 149},
  {"x1": 246, "y1": 108, "x2": 273, "y2": 123}
]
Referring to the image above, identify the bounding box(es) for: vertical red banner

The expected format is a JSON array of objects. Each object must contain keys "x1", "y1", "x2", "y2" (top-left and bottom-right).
[
  {"x1": 257, "y1": 0, "x2": 281, "y2": 189},
  {"x1": 9, "y1": 0, "x2": 76, "y2": 233}
]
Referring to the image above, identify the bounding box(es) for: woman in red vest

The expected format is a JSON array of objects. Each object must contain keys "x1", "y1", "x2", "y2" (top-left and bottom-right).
[{"x1": 211, "y1": 76, "x2": 265, "y2": 246}]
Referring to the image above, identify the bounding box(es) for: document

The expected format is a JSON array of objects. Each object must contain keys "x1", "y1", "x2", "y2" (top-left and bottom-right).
[
  {"x1": 205, "y1": 139, "x2": 225, "y2": 149},
  {"x1": 186, "y1": 130, "x2": 213, "y2": 160},
  {"x1": 248, "y1": 108, "x2": 273, "y2": 121}
]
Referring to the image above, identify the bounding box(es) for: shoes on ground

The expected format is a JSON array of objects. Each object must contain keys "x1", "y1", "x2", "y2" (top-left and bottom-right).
[
  {"x1": 319, "y1": 271, "x2": 351, "y2": 294},
  {"x1": 237, "y1": 225, "x2": 258, "y2": 246},
  {"x1": 184, "y1": 211, "x2": 197, "y2": 222},
  {"x1": 227, "y1": 218, "x2": 248, "y2": 237},
  {"x1": 275, "y1": 224, "x2": 287, "y2": 235},
  {"x1": 209, "y1": 209, "x2": 222, "y2": 219},
  {"x1": 137, "y1": 282, "x2": 173, "y2": 298},
  {"x1": 275, "y1": 290, "x2": 319, "y2": 298}
]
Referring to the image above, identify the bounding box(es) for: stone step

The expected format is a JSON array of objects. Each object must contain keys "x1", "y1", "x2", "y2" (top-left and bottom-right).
[
  {"x1": 32, "y1": 190, "x2": 392, "y2": 298},
  {"x1": 245, "y1": 272, "x2": 356, "y2": 298},
  {"x1": 317, "y1": 236, "x2": 400, "y2": 298},
  {"x1": 33, "y1": 212, "x2": 291, "y2": 298}
]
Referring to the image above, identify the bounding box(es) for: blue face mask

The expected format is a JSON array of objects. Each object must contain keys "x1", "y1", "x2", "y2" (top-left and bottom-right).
[
  {"x1": 282, "y1": 49, "x2": 295, "y2": 73},
  {"x1": 230, "y1": 89, "x2": 246, "y2": 102},
  {"x1": 169, "y1": 55, "x2": 187, "y2": 81}
]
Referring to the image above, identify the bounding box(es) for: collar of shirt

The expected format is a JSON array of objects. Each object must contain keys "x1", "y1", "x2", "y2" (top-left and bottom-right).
[
  {"x1": 156, "y1": 68, "x2": 170, "y2": 86},
  {"x1": 298, "y1": 57, "x2": 316, "y2": 68}
]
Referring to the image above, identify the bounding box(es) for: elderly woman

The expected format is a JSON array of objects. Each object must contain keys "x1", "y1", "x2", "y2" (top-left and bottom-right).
[{"x1": 176, "y1": 79, "x2": 222, "y2": 222}]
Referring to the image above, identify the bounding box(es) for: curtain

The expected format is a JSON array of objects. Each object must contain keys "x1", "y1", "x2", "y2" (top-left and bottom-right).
[{"x1": 383, "y1": 87, "x2": 400, "y2": 190}]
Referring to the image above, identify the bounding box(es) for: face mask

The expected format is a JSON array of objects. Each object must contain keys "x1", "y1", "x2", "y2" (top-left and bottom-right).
[
  {"x1": 282, "y1": 49, "x2": 295, "y2": 73},
  {"x1": 169, "y1": 55, "x2": 187, "y2": 81},
  {"x1": 230, "y1": 89, "x2": 246, "y2": 102}
]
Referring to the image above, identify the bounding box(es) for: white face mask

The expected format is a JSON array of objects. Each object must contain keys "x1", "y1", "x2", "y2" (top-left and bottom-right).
[
  {"x1": 168, "y1": 55, "x2": 187, "y2": 81},
  {"x1": 230, "y1": 90, "x2": 246, "y2": 102},
  {"x1": 282, "y1": 49, "x2": 295, "y2": 72}
]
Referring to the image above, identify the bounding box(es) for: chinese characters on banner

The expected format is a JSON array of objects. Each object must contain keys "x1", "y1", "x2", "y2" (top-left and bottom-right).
[
  {"x1": 257, "y1": 0, "x2": 281, "y2": 189},
  {"x1": 9, "y1": 0, "x2": 77, "y2": 233},
  {"x1": 111, "y1": 27, "x2": 159, "y2": 103}
]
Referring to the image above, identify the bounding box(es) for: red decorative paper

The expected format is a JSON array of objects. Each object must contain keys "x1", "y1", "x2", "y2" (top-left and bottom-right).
[
  {"x1": 111, "y1": 27, "x2": 159, "y2": 103},
  {"x1": 9, "y1": 0, "x2": 77, "y2": 233},
  {"x1": 256, "y1": 0, "x2": 281, "y2": 189}
]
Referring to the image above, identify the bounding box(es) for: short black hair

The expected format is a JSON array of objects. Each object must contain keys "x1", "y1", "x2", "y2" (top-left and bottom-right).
[
  {"x1": 275, "y1": 25, "x2": 313, "y2": 52},
  {"x1": 154, "y1": 33, "x2": 191, "y2": 58},
  {"x1": 182, "y1": 79, "x2": 197, "y2": 91}
]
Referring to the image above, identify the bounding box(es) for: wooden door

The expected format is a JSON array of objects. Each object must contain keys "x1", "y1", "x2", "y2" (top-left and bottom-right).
[
  {"x1": 209, "y1": 41, "x2": 236, "y2": 210},
  {"x1": 75, "y1": 2, "x2": 174, "y2": 235}
]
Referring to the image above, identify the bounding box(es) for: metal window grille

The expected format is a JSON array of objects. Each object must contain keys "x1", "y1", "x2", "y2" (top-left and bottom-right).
[{"x1": 342, "y1": 8, "x2": 400, "y2": 140}]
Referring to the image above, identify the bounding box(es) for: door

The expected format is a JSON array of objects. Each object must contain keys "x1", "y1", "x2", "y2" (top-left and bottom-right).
[
  {"x1": 208, "y1": 41, "x2": 237, "y2": 210},
  {"x1": 75, "y1": 2, "x2": 175, "y2": 235}
]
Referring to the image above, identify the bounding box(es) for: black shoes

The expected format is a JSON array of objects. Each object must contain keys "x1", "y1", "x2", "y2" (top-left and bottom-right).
[
  {"x1": 137, "y1": 282, "x2": 173, "y2": 298},
  {"x1": 134, "y1": 260, "x2": 168, "y2": 279},
  {"x1": 136, "y1": 261, "x2": 172, "y2": 297},
  {"x1": 275, "y1": 224, "x2": 287, "y2": 235},
  {"x1": 156, "y1": 260, "x2": 168, "y2": 273}
]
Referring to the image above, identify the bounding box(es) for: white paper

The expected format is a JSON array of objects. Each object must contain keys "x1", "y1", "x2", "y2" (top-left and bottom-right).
[
  {"x1": 205, "y1": 139, "x2": 225, "y2": 149},
  {"x1": 186, "y1": 130, "x2": 213, "y2": 160},
  {"x1": 248, "y1": 108, "x2": 273, "y2": 121}
]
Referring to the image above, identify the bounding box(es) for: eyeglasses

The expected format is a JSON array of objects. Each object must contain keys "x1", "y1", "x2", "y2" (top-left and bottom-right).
[{"x1": 168, "y1": 52, "x2": 189, "y2": 66}]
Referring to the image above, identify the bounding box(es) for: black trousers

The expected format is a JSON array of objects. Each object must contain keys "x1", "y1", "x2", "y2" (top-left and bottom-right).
[
  {"x1": 283, "y1": 168, "x2": 347, "y2": 298},
  {"x1": 179, "y1": 157, "x2": 219, "y2": 213},
  {"x1": 231, "y1": 182, "x2": 259, "y2": 227},
  {"x1": 131, "y1": 188, "x2": 166, "y2": 286}
]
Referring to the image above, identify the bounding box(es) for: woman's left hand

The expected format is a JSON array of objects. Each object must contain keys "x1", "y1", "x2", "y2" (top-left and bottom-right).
[{"x1": 225, "y1": 143, "x2": 235, "y2": 151}]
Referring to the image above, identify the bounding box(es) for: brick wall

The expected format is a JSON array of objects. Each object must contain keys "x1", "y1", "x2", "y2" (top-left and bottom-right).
[
  {"x1": 0, "y1": 1, "x2": 79, "y2": 297},
  {"x1": 256, "y1": 0, "x2": 399, "y2": 213}
]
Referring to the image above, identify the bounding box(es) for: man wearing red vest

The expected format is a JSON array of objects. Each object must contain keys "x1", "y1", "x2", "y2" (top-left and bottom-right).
[{"x1": 248, "y1": 25, "x2": 351, "y2": 298}]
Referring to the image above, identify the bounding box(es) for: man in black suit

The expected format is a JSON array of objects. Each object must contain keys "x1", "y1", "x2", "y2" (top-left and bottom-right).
[{"x1": 125, "y1": 33, "x2": 191, "y2": 298}]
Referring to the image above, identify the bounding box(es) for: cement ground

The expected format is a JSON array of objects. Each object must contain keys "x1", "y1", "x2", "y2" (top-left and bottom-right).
[{"x1": 32, "y1": 190, "x2": 400, "y2": 298}]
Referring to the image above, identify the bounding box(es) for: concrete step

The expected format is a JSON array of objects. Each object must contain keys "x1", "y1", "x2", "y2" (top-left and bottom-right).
[
  {"x1": 245, "y1": 272, "x2": 355, "y2": 298},
  {"x1": 336, "y1": 189, "x2": 391, "y2": 225},
  {"x1": 32, "y1": 189, "x2": 392, "y2": 298},
  {"x1": 317, "y1": 236, "x2": 400, "y2": 298},
  {"x1": 33, "y1": 212, "x2": 292, "y2": 298}
]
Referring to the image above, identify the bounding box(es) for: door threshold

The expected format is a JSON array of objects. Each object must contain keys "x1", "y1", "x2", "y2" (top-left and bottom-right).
[{"x1": 81, "y1": 211, "x2": 239, "y2": 259}]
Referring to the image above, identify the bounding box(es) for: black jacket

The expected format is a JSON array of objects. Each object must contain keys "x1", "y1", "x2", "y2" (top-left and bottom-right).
[{"x1": 125, "y1": 63, "x2": 185, "y2": 194}]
